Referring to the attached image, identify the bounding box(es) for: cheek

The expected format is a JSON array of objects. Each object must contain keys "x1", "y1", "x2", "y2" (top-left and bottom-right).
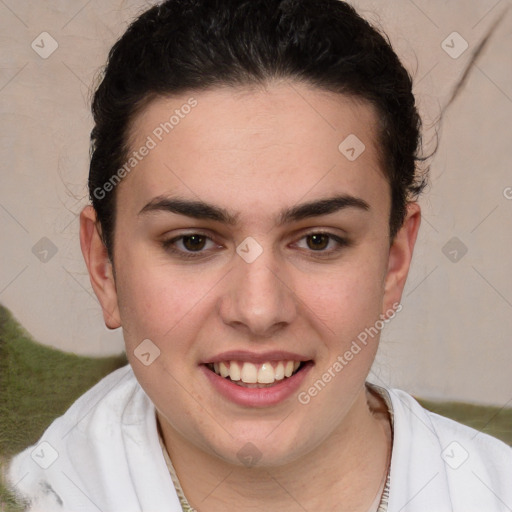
[
  {"x1": 114, "y1": 251, "x2": 211, "y2": 351},
  {"x1": 299, "y1": 251, "x2": 387, "y2": 341}
]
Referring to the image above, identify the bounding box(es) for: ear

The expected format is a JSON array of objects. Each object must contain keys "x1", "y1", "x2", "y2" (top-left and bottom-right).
[
  {"x1": 79, "y1": 205, "x2": 121, "y2": 329},
  {"x1": 382, "y1": 202, "x2": 421, "y2": 316}
]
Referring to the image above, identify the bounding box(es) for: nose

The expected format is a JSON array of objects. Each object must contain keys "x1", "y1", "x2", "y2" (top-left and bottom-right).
[{"x1": 219, "y1": 242, "x2": 298, "y2": 338}]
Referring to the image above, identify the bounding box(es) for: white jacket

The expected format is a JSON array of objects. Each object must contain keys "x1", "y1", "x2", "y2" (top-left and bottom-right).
[{"x1": 6, "y1": 364, "x2": 512, "y2": 511}]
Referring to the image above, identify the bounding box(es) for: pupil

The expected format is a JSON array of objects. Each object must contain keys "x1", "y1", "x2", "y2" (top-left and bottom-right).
[
  {"x1": 184, "y1": 235, "x2": 205, "y2": 251},
  {"x1": 308, "y1": 234, "x2": 328, "y2": 250}
]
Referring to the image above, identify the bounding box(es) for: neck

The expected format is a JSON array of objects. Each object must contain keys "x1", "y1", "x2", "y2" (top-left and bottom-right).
[{"x1": 158, "y1": 383, "x2": 392, "y2": 512}]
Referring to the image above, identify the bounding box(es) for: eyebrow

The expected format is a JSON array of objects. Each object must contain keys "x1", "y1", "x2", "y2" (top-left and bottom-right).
[{"x1": 138, "y1": 194, "x2": 370, "y2": 226}]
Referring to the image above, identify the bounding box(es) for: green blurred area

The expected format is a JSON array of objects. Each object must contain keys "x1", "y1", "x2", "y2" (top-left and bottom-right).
[
  {"x1": 0, "y1": 304, "x2": 510, "y2": 510},
  {"x1": 0, "y1": 305, "x2": 127, "y2": 510},
  {"x1": 414, "y1": 397, "x2": 512, "y2": 447}
]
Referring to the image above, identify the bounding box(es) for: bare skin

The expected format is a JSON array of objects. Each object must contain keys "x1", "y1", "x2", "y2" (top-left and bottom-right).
[{"x1": 80, "y1": 80, "x2": 420, "y2": 511}]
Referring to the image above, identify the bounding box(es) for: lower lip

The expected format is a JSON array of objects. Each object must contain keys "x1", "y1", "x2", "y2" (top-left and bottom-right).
[{"x1": 201, "y1": 362, "x2": 313, "y2": 407}]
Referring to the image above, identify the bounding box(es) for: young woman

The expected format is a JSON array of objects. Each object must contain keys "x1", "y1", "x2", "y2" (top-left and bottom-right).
[{"x1": 6, "y1": 0, "x2": 512, "y2": 511}]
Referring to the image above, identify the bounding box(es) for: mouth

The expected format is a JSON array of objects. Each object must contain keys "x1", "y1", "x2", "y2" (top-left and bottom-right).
[{"x1": 204, "y1": 360, "x2": 310, "y2": 388}]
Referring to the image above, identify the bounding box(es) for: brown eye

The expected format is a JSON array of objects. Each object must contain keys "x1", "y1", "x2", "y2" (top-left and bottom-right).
[
  {"x1": 161, "y1": 232, "x2": 218, "y2": 259},
  {"x1": 294, "y1": 231, "x2": 350, "y2": 258},
  {"x1": 182, "y1": 235, "x2": 207, "y2": 251},
  {"x1": 306, "y1": 233, "x2": 330, "y2": 251}
]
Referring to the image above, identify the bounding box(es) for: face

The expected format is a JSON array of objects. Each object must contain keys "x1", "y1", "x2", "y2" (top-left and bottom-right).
[{"x1": 81, "y1": 81, "x2": 419, "y2": 467}]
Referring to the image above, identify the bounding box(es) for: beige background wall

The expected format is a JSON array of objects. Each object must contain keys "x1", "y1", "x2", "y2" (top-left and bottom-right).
[{"x1": 0, "y1": 1, "x2": 511, "y2": 406}]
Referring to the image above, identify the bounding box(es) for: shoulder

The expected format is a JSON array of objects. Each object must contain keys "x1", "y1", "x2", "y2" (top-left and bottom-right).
[
  {"x1": 389, "y1": 385, "x2": 512, "y2": 461},
  {"x1": 368, "y1": 382, "x2": 512, "y2": 512},
  {"x1": 25, "y1": 364, "x2": 148, "y2": 445},
  {"x1": 4, "y1": 364, "x2": 166, "y2": 511}
]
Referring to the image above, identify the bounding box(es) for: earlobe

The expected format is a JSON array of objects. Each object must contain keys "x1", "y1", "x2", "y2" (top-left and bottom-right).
[
  {"x1": 79, "y1": 205, "x2": 121, "y2": 329},
  {"x1": 382, "y1": 202, "x2": 421, "y2": 314}
]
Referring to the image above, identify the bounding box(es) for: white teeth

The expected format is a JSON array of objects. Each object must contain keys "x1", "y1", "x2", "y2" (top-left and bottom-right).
[
  {"x1": 229, "y1": 361, "x2": 241, "y2": 381},
  {"x1": 210, "y1": 360, "x2": 304, "y2": 384},
  {"x1": 241, "y1": 362, "x2": 258, "y2": 383},
  {"x1": 275, "y1": 362, "x2": 285, "y2": 381},
  {"x1": 219, "y1": 361, "x2": 229, "y2": 378},
  {"x1": 257, "y1": 363, "x2": 275, "y2": 384}
]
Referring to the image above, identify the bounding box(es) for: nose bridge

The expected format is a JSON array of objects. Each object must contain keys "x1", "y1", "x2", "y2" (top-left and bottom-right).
[{"x1": 220, "y1": 239, "x2": 297, "y2": 336}]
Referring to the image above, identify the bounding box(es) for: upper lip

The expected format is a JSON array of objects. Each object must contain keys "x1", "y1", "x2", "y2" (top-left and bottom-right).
[{"x1": 202, "y1": 350, "x2": 312, "y2": 365}]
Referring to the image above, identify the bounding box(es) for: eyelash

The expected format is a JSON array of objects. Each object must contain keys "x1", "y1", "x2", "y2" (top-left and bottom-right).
[{"x1": 161, "y1": 231, "x2": 350, "y2": 260}]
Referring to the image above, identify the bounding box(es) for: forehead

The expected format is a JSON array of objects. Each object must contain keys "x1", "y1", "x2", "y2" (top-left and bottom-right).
[{"x1": 121, "y1": 81, "x2": 389, "y2": 221}]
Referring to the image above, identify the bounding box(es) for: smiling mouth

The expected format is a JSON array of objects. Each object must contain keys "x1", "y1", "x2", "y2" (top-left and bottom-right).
[{"x1": 205, "y1": 360, "x2": 309, "y2": 388}]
